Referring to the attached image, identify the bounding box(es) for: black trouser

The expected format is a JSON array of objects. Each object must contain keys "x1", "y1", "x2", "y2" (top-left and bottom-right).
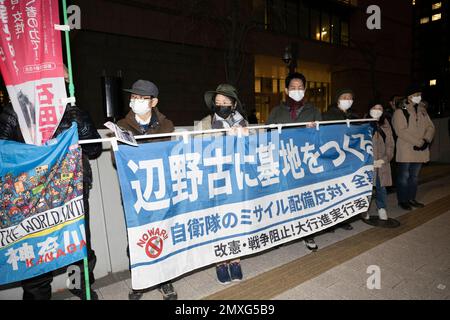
[{"x1": 21, "y1": 186, "x2": 96, "y2": 300}]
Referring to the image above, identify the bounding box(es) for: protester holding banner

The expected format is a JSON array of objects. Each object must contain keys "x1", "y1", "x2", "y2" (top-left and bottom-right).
[
  {"x1": 392, "y1": 84, "x2": 435, "y2": 211},
  {"x1": 0, "y1": 100, "x2": 102, "y2": 300},
  {"x1": 194, "y1": 83, "x2": 248, "y2": 284},
  {"x1": 266, "y1": 72, "x2": 321, "y2": 252},
  {"x1": 323, "y1": 88, "x2": 360, "y2": 121},
  {"x1": 363, "y1": 103, "x2": 395, "y2": 221},
  {"x1": 117, "y1": 80, "x2": 174, "y2": 138},
  {"x1": 117, "y1": 79, "x2": 178, "y2": 300},
  {"x1": 323, "y1": 88, "x2": 360, "y2": 231}
]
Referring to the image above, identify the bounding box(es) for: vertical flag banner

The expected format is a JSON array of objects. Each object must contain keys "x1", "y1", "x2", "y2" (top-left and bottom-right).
[
  {"x1": 0, "y1": 123, "x2": 87, "y2": 285},
  {"x1": 115, "y1": 124, "x2": 375, "y2": 290},
  {"x1": 0, "y1": 0, "x2": 67, "y2": 145}
]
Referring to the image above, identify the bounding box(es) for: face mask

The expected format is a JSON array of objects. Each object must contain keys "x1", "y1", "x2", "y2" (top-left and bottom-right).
[
  {"x1": 411, "y1": 96, "x2": 421, "y2": 104},
  {"x1": 370, "y1": 109, "x2": 383, "y2": 119},
  {"x1": 130, "y1": 99, "x2": 151, "y2": 115},
  {"x1": 288, "y1": 90, "x2": 305, "y2": 102},
  {"x1": 339, "y1": 100, "x2": 353, "y2": 111},
  {"x1": 214, "y1": 104, "x2": 234, "y2": 119}
]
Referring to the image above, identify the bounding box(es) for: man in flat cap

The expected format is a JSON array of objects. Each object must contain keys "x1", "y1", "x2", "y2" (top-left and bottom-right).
[
  {"x1": 118, "y1": 79, "x2": 174, "y2": 136},
  {"x1": 116, "y1": 79, "x2": 177, "y2": 300}
]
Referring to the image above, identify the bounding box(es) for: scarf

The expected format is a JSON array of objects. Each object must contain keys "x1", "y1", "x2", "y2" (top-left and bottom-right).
[
  {"x1": 287, "y1": 96, "x2": 304, "y2": 120},
  {"x1": 211, "y1": 110, "x2": 248, "y2": 129}
]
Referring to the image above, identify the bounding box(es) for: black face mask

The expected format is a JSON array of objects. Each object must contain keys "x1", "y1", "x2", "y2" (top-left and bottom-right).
[{"x1": 213, "y1": 103, "x2": 234, "y2": 119}]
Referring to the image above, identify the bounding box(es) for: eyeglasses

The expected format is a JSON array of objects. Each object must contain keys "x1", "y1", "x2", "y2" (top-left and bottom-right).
[{"x1": 131, "y1": 95, "x2": 152, "y2": 101}]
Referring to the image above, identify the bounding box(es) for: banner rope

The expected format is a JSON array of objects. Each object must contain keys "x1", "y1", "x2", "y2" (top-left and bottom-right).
[{"x1": 78, "y1": 118, "x2": 378, "y2": 146}]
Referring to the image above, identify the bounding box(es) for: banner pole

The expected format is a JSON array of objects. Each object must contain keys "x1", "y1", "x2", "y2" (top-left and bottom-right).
[
  {"x1": 62, "y1": 0, "x2": 75, "y2": 104},
  {"x1": 61, "y1": 0, "x2": 90, "y2": 300}
]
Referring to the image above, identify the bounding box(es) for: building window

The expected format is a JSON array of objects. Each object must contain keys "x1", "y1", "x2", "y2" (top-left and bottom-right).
[
  {"x1": 298, "y1": 2, "x2": 309, "y2": 39},
  {"x1": 311, "y1": 8, "x2": 321, "y2": 41},
  {"x1": 321, "y1": 12, "x2": 331, "y2": 43},
  {"x1": 420, "y1": 17, "x2": 430, "y2": 24},
  {"x1": 331, "y1": 15, "x2": 340, "y2": 44},
  {"x1": 255, "y1": 78, "x2": 261, "y2": 93},
  {"x1": 430, "y1": 79, "x2": 437, "y2": 86},
  {"x1": 255, "y1": 0, "x2": 350, "y2": 46},
  {"x1": 306, "y1": 82, "x2": 330, "y2": 113},
  {"x1": 253, "y1": 0, "x2": 269, "y2": 30},
  {"x1": 286, "y1": 0, "x2": 298, "y2": 36},
  {"x1": 432, "y1": 2, "x2": 442, "y2": 10},
  {"x1": 341, "y1": 21, "x2": 349, "y2": 46},
  {"x1": 272, "y1": 78, "x2": 279, "y2": 94},
  {"x1": 432, "y1": 13, "x2": 441, "y2": 21}
]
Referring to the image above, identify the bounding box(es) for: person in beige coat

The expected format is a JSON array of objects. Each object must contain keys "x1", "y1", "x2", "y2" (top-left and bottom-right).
[
  {"x1": 363, "y1": 103, "x2": 395, "y2": 220},
  {"x1": 392, "y1": 84, "x2": 435, "y2": 211}
]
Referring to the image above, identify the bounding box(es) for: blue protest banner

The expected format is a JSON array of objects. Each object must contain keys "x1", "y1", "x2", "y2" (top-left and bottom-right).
[
  {"x1": 0, "y1": 123, "x2": 87, "y2": 285},
  {"x1": 115, "y1": 124, "x2": 374, "y2": 289}
]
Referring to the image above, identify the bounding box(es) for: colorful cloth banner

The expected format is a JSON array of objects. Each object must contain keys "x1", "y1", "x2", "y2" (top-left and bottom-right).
[
  {"x1": 0, "y1": 0, "x2": 67, "y2": 145},
  {"x1": 115, "y1": 124, "x2": 375, "y2": 290},
  {"x1": 0, "y1": 123, "x2": 87, "y2": 285}
]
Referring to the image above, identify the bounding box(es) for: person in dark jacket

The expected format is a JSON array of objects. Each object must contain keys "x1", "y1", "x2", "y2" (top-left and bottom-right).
[
  {"x1": 116, "y1": 79, "x2": 177, "y2": 301},
  {"x1": 0, "y1": 101, "x2": 102, "y2": 300},
  {"x1": 323, "y1": 88, "x2": 360, "y2": 231},
  {"x1": 267, "y1": 72, "x2": 321, "y2": 252},
  {"x1": 323, "y1": 88, "x2": 360, "y2": 121},
  {"x1": 267, "y1": 72, "x2": 322, "y2": 125}
]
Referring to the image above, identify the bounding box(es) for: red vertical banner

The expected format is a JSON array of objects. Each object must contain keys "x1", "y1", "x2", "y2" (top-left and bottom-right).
[{"x1": 0, "y1": 0, "x2": 67, "y2": 145}]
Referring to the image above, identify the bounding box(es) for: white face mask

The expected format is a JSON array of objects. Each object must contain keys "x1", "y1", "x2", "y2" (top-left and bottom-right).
[
  {"x1": 339, "y1": 99, "x2": 353, "y2": 111},
  {"x1": 411, "y1": 96, "x2": 422, "y2": 104},
  {"x1": 288, "y1": 90, "x2": 305, "y2": 102},
  {"x1": 130, "y1": 99, "x2": 151, "y2": 115},
  {"x1": 370, "y1": 109, "x2": 383, "y2": 119}
]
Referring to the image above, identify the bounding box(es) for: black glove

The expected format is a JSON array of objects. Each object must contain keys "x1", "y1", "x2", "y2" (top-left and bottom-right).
[{"x1": 414, "y1": 140, "x2": 429, "y2": 151}]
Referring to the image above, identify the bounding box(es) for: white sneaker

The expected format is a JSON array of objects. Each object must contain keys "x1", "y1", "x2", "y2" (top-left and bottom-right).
[
  {"x1": 362, "y1": 212, "x2": 370, "y2": 220},
  {"x1": 378, "y1": 208, "x2": 388, "y2": 220}
]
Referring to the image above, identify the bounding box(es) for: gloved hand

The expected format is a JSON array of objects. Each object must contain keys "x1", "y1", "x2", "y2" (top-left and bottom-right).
[
  {"x1": 414, "y1": 140, "x2": 429, "y2": 151},
  {"x1": 373, "y1": 159, "x2": 384, "y2": 168}
]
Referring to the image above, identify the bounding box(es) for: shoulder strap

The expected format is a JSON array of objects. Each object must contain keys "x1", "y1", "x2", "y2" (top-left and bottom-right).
[
  {"x1": 401, "y1": 107, "x2": 410, "y2": 125},
  {"x1": 378, "y1": 126, "x2": 387, "y2": 143}
]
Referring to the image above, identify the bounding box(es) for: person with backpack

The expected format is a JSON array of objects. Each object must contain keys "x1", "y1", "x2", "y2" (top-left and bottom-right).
[{"x1": 391, "y1": 84, "x2": 435, "y2": 211}]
